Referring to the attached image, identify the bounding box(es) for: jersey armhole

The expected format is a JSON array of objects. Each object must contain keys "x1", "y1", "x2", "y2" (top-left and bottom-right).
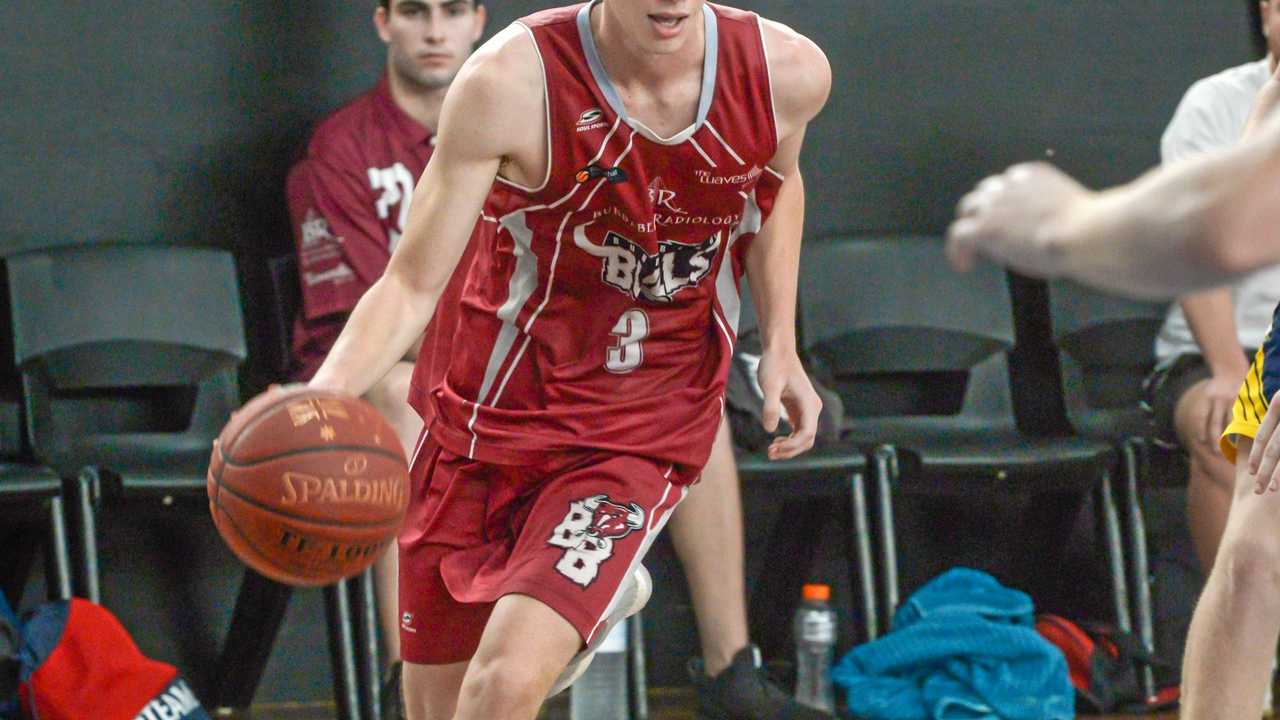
[
  {"x1": 494, "y1": 21, "x2": 553, "y2": 194},
  {"x1": 754, "y1": 14, "x2": 780, "y2": 156}
]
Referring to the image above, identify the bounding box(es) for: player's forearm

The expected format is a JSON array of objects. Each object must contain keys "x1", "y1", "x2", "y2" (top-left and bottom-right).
[
  {"x1": 744, "y1": 172, "x2": 804, "y2": 355},
  {"x1": 309, "y1": 273, "x2": 438, "y2": 397},
  {"x1": 1044, "y1": 150, "x2": 1256, "y2": 299},
  {"x1": 1181, "y1": 288, "x2": 1248, "y2": 375}
]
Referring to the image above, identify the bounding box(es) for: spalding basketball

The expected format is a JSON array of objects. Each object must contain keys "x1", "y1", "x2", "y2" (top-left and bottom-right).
[{"x1": 207, "y1": 385, "x2": 409, "y2": 587}]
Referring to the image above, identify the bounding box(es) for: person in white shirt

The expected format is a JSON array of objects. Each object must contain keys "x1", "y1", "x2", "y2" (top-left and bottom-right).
[{"x1": 1148, "y1": 38, "x2": 1278, "y2": 582}]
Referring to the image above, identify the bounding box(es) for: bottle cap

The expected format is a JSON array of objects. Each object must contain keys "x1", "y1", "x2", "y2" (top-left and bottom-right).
[{"x1": 802, "y1": 583, "x2": 830, "y2": 601}]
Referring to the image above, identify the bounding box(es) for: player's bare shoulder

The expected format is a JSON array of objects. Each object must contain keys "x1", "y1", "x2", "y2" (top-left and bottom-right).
[
  {"x1": 436, "y1": 23, "x2": 547, "y2": 184},
  {"x1": 758, "y1": 18, "x2": 832, "y2": 140}
]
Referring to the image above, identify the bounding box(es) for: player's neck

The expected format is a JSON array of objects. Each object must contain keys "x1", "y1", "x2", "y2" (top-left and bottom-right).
[
  {"x1": 386, "y1": 69, "x2": 448, "y2": 134},
  {"x1": 590, "y1": 3, "x2": 705, "y2": 92}
]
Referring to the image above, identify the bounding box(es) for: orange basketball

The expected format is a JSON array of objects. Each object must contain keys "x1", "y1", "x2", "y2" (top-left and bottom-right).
[{"x1": 207, "y1": 385, "x2": 410, "y2": 587}]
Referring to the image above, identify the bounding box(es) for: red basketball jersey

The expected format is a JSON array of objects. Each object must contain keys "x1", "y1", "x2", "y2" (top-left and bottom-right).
[
  {"x1": 286, "y1": 75, "x2": 437, "y2": 381},
  {"x1": 409, "y1": 2, "x2": 783, "y2": 471}
]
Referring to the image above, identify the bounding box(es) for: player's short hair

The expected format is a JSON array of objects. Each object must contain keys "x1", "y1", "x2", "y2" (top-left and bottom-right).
[{"x1": 380, "y1": 0, "x2": 485, "y2": 10}]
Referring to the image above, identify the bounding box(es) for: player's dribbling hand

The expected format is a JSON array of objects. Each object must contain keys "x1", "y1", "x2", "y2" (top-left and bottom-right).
[
  {"x1": 757, "y1": 350, "x2": 822, "y2": 460},
  {"x1": 946, "y1": 162, "x2": 1091, "y2": 278},
  {"x1": 1247, "y1": 390, "x2": 1280, "y2": 494}
]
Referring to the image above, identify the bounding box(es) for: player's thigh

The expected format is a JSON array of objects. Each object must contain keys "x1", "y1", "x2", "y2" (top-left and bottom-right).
[
  {"x1": 1172, "y1": 377, "x2": 1212, "y2": 446},
  {"x1": 464, "y1": 593, "x2": 581, "y2": 696}
]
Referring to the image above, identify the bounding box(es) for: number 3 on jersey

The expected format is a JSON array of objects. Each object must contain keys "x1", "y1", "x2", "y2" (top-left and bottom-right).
[{"x1": 606, "y1": 309, "x2": 650, "y2": 374}]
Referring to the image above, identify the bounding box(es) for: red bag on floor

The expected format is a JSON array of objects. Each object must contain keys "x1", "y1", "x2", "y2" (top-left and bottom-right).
[
  {"x1": 18, "y1": 598, "x2": 209, "y2": 720},
  {"x1": 1035, "y1": 613, "x2": 1179, "y2": 714}
]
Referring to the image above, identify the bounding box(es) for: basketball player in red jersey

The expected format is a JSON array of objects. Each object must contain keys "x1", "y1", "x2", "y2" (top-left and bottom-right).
[{"x1": 309, "y1": 0, "x2": 831, "y2": 717}]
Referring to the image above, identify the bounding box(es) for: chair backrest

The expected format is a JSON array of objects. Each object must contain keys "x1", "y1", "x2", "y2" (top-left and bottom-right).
[
  {"x1": 8, "y1": 244, "x2": 247, "y2": 473},
  {"x1": 1047, "y1": 279, "x2": 1164, "y2": 438},
  {"x1": 799, "y1": 236, "x2": 1016, "y2": 427}
]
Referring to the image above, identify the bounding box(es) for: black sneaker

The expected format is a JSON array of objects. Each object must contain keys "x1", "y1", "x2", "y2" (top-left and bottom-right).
[
  {"x1": 380, "y1": 660, "x2": 404, "y2": 720},
  {"x1": 689, "y1": 644, "x2": 834, "y2": 719}
]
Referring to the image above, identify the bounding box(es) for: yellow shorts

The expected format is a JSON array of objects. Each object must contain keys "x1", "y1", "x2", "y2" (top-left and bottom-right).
[{"x1": 1222, "y1": 342, "x2": 1277, "y2": 464}]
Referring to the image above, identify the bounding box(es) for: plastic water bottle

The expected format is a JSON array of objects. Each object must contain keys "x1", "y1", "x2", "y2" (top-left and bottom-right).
[
  {"x1": 570, "y1": 621, "x2": 629, "y2": 720},
  {"x1": 794, "y1": 583, "x2": 836, "y2": 712}
]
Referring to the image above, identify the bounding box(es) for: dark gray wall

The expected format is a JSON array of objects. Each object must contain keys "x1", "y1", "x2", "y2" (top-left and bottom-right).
[
  {"x1": 2, "y1": 2, "x2": 1255, "y2": 254},
  {"x1": 0, "y1": 0, "x2": 1260, "y2": 700}
]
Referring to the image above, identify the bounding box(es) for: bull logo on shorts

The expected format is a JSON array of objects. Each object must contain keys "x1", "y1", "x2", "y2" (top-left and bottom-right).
[{"x1": 548, "y1": 494, "x2": 645, "y2": 587}]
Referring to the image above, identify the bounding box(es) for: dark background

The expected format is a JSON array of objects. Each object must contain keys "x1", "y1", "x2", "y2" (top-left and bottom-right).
[{"x1": 0, "y1": 0, "x2": 1259, "y2": 701}]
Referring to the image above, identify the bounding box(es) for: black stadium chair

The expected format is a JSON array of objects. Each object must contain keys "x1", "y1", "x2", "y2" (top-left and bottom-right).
[
  {"x1": 7, "y1": 243, "x2": 245, "y2": 603},
  {"x1": 0, "y1": 288, "x2": 72, "y2": 604},
  {"x1": 1048, "y1": 279, "x2": 1168, "y2": 698},
  {"x1": 799, "y1": 236, "x2": 1133, "y2": 633}
]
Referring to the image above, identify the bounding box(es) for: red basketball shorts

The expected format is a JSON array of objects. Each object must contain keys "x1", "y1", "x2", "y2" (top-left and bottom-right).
[{"x1": 397, "y1": 433, "x2": 691, "y2": 665}]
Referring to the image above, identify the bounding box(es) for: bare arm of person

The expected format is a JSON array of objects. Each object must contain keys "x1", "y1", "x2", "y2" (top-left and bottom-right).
[
  {"x1": 309, "y1": 25, "x2": 544, "y2": 396},
  {"x1": 745, "y1": 20, "x2": 830, "y2": 460},
  {"x1": 946, "y1": 93, "x2": 1280, "y2": 299}
]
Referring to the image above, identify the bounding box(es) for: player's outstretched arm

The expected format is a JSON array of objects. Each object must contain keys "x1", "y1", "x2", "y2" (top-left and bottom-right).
[
  {"x1": 310, "y1": 25, "x2": 543, "y2": 397},
  {"x1": 947, "y1": 96, "x2": 1280, "y2": 300},
  {"x1": 747, "y1": 20, "x2": 830, "y2": 460}
]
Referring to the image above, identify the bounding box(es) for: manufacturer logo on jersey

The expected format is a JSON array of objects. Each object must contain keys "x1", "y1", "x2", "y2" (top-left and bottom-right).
[
  {"x1": 576, "y1": 107, "x2": 608, "y2": 132},
  {"x1": 548, "y1": 494, "x2": 645, "y2": 587},
  {"x1": 648, "y1": 177, "x2": 686, "y2": 215},
  {"x1": 401, "y1": 611, "x2": 417, "y2": 633},
  {"x1": 574, "y1": 223, "x2": 720, "y2": 303},
  {"x1": 576, "y1": 163, "x2": 629, "y2": 185}
]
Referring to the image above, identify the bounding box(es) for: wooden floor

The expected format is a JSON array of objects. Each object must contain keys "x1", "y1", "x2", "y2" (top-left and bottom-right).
[{"x1": 231, "y1": 688, "x2": 1183, "y2": 719}]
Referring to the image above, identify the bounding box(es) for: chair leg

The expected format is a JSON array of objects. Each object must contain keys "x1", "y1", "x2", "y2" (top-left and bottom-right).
[
  {"x1": 850, "y1": 469, "x2": 879, "y2": 641},
  {"x1": 1095, "y1": 469, "x2": 1133, "y2": 634},
  {"x1": 873, "y1": 445, "x2": 900, "y2": 632},
  {"x1": 628, "y1": 613, "x2": 649, "y2": 720},
  {"x1": 1122, "y1": 439, "x2": 1157, "y2": 699},
  {"x1": 71, "y1": 469, "x2": 100, "y2": 603},
  {"x1": 355, "y1": 568, "x2": 382, "y2": 720},
  {"x1": 46, "y1": 495, "x2": 72, "y2": 600},
  {"x1": 211, "y1": 569, "x2": 294, "y2": 710},
  {"x1": 326, "y1": 578, "x2": 363, "y2": 720}
]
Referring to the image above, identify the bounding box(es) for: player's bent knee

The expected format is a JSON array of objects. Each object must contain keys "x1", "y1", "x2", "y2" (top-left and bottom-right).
[
  {"x1": 456, "y1": 654, "x2": 550, "y2": 715},
  {"x1": 1217, "y1": 535, "x2": 1280, "y2": 600}
]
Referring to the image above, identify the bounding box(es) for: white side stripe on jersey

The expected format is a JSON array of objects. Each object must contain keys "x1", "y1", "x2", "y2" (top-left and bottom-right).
[
  {"x1": 712, "y1": 189, "x2": 764, "y2": 341},
  {"x1": 487, "y1": 130, "x2": 640, "y2": 420}
]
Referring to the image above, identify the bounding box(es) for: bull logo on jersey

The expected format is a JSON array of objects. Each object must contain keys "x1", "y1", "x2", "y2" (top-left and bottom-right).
[
  {"x1": 573, "y1": 222, "x2": 720, "y2": 303},
  {"x1": 548, "y1": 494, "x2": 645, "y2": 587}
]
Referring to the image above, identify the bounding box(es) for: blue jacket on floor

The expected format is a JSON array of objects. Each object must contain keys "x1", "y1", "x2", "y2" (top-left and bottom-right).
[{"x1": 832, "y1": 568, "x2": 1073, "y2": 720}]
